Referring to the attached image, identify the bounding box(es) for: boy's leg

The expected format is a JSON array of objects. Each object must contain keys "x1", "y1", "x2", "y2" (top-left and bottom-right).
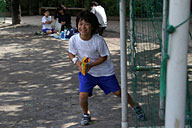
[
  {"x1": 42, "y1": 29, "x2": 47, "y2": 34},
  {"x1": 96, "y1": 75, "x2": 135, "y2": 108},
  {"x1": 79, "y1": 92, "x2": 90, "y2": 114},
  {"x1": 51, "y1": 28, "x2": 58, "y2": 33},
  {"x1": 113, "y1": 89, "x2": 146, "y2": 121},
  {"x1": 78, "y1": 73, "x2": 95, "y2": 125},
  {"x1": 46, "y1": 30, "x2": 53, "y2": 34},
  {"x1": 113, "y1": 89, "x2": 135, "y2": 108},
  {"x1": 78, "y1": 73, "x2": 95, "y2": 115},
  {"x1": 79, "y1": 92, "x2": 91, "y2": 125},
  {"x1": 97, "y1": 74, "x2": 146, "y2": 121}
]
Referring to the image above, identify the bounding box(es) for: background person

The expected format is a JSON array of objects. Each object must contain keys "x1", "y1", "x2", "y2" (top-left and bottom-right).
[
  {"x1": 42, "y1": 10, "x2": 56, "y2": 34},
  {"x1": 54, "y1": 5, "x2": 72, "y2": 31},
  {"x1": 90, "y1": 1, "x2": 107, "y2": 36}
]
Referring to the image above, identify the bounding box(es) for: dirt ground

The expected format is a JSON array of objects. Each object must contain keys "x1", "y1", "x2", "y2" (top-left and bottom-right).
[
  {"x1": 0, "y1": 22, "x2": 125, "y2": 128},
  {"x1": 0, "y1": 16, "x2": 192, "y2": 128}
]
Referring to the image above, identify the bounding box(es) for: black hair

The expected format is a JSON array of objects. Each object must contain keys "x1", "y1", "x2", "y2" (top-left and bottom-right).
[
  {"x1": 57, "y1": 5, "x2": 68, "y2": 14},
  {"x1": 44, "y1": 9, "x2": 49, "y2": 13},
  {"x1": 90, "y1": 1, "x2": 99, "y2": 7},
  {"x1": 76, "y1": 11, "x2": 100, "y2": 35}
]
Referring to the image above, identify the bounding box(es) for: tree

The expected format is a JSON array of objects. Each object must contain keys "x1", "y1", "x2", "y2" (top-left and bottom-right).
[
  {"x1": 28, "y1": 0, "x2": 33, "y2": 15},
  {"x1": 11, "y1": 0, "x2": 21, "y2": 25}
]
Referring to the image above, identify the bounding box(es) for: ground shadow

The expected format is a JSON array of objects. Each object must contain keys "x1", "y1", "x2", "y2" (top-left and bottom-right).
[
  {"x1": 0, "y1": 24, "x2": 191, "y2": 128},
  {"x1": 0, "y1": 24, "x2": 123, "y2": 128}
]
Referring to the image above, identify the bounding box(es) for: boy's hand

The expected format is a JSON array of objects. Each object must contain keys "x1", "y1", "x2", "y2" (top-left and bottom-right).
[
  {"x1": 45, "y1": 21, "x2": 52, "y2": 24},
  {"x1": 85, "y1": 56, "x2": 107, "y2": 73},
  {"x1": 85, "y1": 64, "x2": 92, "y2": 74},
  {"x1": 75, "y1": 60, "x2": 82, "y2": 71}
]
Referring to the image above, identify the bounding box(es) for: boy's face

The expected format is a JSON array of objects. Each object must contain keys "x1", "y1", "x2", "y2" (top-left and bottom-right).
[
  {"x1": 78, "y1": 19, "x2": 92, "y2": 36},
  {"x1": 44, "y1": 11, "x2": 50, "y2": 17}
]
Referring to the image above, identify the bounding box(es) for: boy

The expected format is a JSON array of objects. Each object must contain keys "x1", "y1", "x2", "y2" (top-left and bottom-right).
[
  {"x1": 42, "y1": 10, "x2": 56, "y2": 34},
  {"x1": 68, "y1": 11, "x2": 145, "y2": 126}
]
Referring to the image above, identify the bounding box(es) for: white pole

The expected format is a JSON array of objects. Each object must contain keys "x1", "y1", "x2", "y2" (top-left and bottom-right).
[
  {"x1": 165, "y1": 0, "x2": 190, "y2": 127},
  {"x1": 120, "y1": 0, "x2": 128, "y2": 128}
]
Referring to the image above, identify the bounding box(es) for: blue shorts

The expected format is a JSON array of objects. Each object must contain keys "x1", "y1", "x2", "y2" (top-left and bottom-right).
[
  {"x1": 42, "y1": 28, "x2": 54, "y2": 33},
  {"x1": 78, "y1": 72, "x2": 120, "y2": 95}
]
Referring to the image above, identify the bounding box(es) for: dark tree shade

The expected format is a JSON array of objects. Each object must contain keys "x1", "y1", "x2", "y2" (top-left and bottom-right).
[
  {"x1": 28, "y1": 0, "x2": 33, "y2": 15},
  {"x1": 11, "y1": 0, "x2": 21, "y2": 25},
  {"x1": 78, "y1": 0, "x2": 83, "y2": 8}
]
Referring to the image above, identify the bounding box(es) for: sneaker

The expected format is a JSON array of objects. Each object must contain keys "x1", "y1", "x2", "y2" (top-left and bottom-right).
[
  {"x1": 134, "y1": 104, "x2": 146, "y2": 121},
  {"x1": 80, "y1": 113, "x2": 91, "y2": 125}
]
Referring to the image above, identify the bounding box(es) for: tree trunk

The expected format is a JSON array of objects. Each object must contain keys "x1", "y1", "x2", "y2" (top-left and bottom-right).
[
  {"x1": 56, "y1": 0, "x2": 59, "y2": 7},
  {"x1": 28, "y1": 0, "x2": 33, "y2": 15},
  {"x1": 11, "y1": 0, "x2": 21, "y2": 25}
]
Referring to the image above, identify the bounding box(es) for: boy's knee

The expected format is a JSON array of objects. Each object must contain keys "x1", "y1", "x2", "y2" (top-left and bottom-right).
[
  {"x1": 46, "y1": 30, "x2": 52, "y2": 34},
  {"x1": 79, "y1": 92, "x2": 89, "y2": 100},
  {"x1": 113, "y1": 89, "x2": 121, "y2": 97}
]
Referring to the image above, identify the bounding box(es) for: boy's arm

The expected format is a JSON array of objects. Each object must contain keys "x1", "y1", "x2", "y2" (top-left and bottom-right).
[
  {"x1": 89, "y1": 56, "x2": 107, "y2": 69},
  {"x1": 68, "y1": 52, "x2": 107, "y2": 73},
  {"x1": 68, "y1": 52, "x2": 81, "y2": 71},
  {"x1": 84, "y1": 56, "x2": 107, "y2": 73},
  {"x1": 68, "y1": 52, "x2": 75, "y2": 61},
  {"x1": 45, "y1": 20, "x2": 52, "y2": 24},
  {"x1": 42, "y1": 17, "x2": 46, "y2": 25}
]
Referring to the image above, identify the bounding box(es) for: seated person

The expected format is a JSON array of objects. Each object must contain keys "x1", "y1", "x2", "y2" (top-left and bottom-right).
[
  {"x1": 42, "y1": 10, "x2": 57, "y2": 34},
  {"x1": 54, "y1": 5, "x2": 72, "y2": 31}
]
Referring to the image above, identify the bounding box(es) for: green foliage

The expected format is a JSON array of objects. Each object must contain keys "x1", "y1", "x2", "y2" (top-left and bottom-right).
[
  {"x1": 61, "y1": 0, "x2": 79, "y2": 7},
  {"x1": 4, "y1": 0, "x2": 163, "y2": 17},
  {"x1": 4, "y1": 0, "x2": 10, "y2": 11},
  {"x1": 4, "y1": 0, "x2": 121, "y2": 16},
  {"x1": 134, "y1": 0, "x2": 163, "y2": 18},
  {"x1": 103, "y1": 0, "x2": 119, "y2": 16},
  {"x1": 0, "y1": 0, "x2": 6, "y2": 20}
]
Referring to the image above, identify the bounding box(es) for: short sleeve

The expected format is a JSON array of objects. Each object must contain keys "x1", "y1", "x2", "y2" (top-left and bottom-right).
[
  {"x1": 91, "y1": 8, "x2": 96, "y2": 14},
  {"x1": 68, "y1": 37, "x2": 77, "y2": 55},
  {"x1": 98, "y1": 39, "x2": 110, "y2": 57},
  {"x1": 42, "y1": 17, "x2": 46, "y2": 23}
]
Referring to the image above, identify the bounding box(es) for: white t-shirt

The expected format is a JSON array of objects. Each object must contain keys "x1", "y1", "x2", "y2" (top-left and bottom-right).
[
  {"x1": 91, "y1": 6, "x2": 107, "y2": 27},
  {"x1": 42, "y1": 16, "x2": 52, "y2": 29},
  {"x1": 68, "y1": 34, "x2": 115, "y2": 77}
]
